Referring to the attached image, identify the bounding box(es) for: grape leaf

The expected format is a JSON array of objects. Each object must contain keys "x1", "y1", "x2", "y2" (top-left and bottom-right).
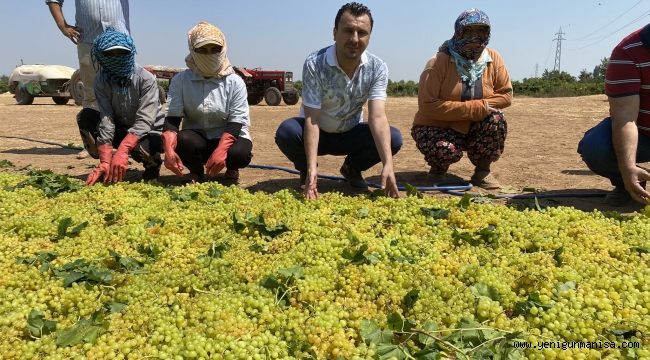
[
  {"x1": 387, "y1": 312, "x2": 416, "y2": 332},
  {"x1": 402, "y1": 289, "x2": 420, "y2": 311},
  {"x1": 405, "y1": 184, "x2": 423, "y2": 198},
  {"x1": 26, "y1": 310, "x2": 57, "y2": 338},
  {"x1": 555, "y1": 281, "x2": 576, "y2": 293},
  {"x1": 137, "y1": 244, "x2": 162, "y2": 260},
  {"x1": 421, "y1": 207, "x2": 449, "y2": 220},
  {"x1": 412, "y1": 348, "x2": 441, "y2": 360},
  {"x1": 108, "y1": 249, "x2": 144, "y2": 272},
  {"x1": 357, "y1": 207, "x2": 369, "y2": 218},
  {"x1": 470, "y1": 283, "x2": 501, "y2": 301},
  {"x1": 56, "y1": 314, "x2": 107, "y2": 347},
  {"x1": 553, "y1": 246, "x2": 564, "y2": 266},
  {"x1": 277, "y1": 266, "x2": 304, "y2": 280},
  {"x1": 145, "y1": 217, "x2": 165, "y2": 229},
  {"x1": 103, "y1": 212, "x2": 121, "y2": 226},
  {"x1": 104, "y1": 302, "x2": 127, "y2": 313},
  {"x1": 418, "y1": 322, "x2": 438, "y2": 347},
  {"x1": 359, "y1": 320, "x2": 394, "y2": 345},
  {"x1": 377, "y1": 344, "x2": 409, "y2": 360},
  {"x1": 458, "y1": 194, "x2": 472, "y2": 211},
  {"x1": 56, "y1": 217, "x2": 73, "y2": 239}
]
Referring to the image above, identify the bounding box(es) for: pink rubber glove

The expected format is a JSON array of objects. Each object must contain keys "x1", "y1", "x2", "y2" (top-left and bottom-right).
[
  {"x1": 162, "y1": 130, "x2": 184, "y2": 176},
  {"x1": 107, "y1": 133, "x2": 140, "y2": 183},
  {"x1": 205, "y1": 132, "x2": 236, "y2": 177},
  {"x1": 86, "y1": 144, "x2": 113, "y2": 186}
]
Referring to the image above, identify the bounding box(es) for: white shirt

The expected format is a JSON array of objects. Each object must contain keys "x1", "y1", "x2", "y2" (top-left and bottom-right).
[
  {"x1": 300, "y1": 45, "x2": 388, "y2": 133},
  {"x1": 166, "y1": 70, "x2": 251, "y2": 141}
]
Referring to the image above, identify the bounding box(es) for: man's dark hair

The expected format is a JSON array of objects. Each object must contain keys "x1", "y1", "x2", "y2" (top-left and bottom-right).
[{"x1": 334, "y1": 2, "x2": 373, "y2": 30}]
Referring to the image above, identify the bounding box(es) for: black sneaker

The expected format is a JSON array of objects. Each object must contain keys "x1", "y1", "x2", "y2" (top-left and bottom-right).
[
  {"x1": 340, "y1": 163, "x2": 368, "y2": 189},
  {"x1": 142, "y1": 165, "x2": 161, "y2": 181},
  {"x1": 605, "y1": 187, "x2": 633, "y2": 206}
]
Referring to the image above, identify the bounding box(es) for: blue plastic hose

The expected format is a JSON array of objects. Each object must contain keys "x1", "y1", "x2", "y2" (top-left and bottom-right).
[{"x1": 246, "y1": 163, "x2": 608, "y2": 199}]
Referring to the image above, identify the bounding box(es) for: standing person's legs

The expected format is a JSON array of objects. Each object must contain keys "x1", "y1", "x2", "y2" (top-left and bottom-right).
[
  {"x1": 77, "y1": 43, "x2": 98, "y2": 110},
  {"x1": 466, "y1": 112, "x2": 507, "y2": 189},
  {"x1": 175, "y1": 130, "x2": 218, "y2": 178},
  {"x1": 411, "y1": 125, "x2": 465, "y2": 175},
  {"x1": 76, "y1": 43, "x2": 100, "y2": 159}
]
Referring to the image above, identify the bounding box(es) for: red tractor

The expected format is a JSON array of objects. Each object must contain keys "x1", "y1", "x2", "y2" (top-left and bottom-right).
[
  {"x1": 138, "y1": 65, "x2": 300, "y2": 106},
  {"x1": 234, "y1": 67, "x2": 300, "y2": 106}
]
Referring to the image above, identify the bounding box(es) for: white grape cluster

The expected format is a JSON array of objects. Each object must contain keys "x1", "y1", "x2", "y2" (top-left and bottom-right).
[{"x1": 0, "y1": 171, "x2": 648, "y2": 359}]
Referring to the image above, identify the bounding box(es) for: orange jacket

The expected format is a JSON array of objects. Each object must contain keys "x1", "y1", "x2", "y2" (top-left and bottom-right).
[{"x1": 413, "y1": 48, "x2": 513, "y2": 134}]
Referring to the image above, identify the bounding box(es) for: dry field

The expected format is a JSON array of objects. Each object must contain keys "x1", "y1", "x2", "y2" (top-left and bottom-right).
[{"x1": 0, "y1": 92, "x2": 639, "y2": 212}]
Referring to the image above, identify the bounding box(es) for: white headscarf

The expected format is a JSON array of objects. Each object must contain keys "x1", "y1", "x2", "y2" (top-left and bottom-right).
[{"x1": 185, "y1": 21, "x2": 234, "y2": 78}]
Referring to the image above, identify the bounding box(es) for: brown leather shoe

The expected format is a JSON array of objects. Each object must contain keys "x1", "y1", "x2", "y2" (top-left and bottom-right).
[{"x1": 471, "y1": 170, "x2": 501, "y2": 190}]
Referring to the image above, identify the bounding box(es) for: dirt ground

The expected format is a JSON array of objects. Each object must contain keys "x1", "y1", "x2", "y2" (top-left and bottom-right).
[{"x1": 0, "y1": 92, "x2": 642, "y2": 213}]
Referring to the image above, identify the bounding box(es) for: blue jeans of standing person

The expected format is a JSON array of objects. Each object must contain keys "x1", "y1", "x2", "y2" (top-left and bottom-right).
[
  {"x1": 275, "y1": 117, "x2": 403, "y2": 172},
  {"x1": 577, "y1": 117, "x2": 650, "y2": 187}
]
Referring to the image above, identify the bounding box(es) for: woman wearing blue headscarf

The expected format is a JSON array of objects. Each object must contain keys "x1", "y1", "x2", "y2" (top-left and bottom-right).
[
  {"x1": 83, "y1": 28, "x2": 164, "y2": 185},
  {"x1": 412, "y1": 9, "x2": 512, "y2": 189}
]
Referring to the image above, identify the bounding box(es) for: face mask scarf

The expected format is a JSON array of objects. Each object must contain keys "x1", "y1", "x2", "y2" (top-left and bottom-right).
[
  {"x1": 444, "y1": 9, "x2": 492, "y2": 87},
  {"x1": 185, "y1": 21, "x2": 234, "y2": 79},
  {"x1": 92, "y1": 27, "x2": 136, "y2": 94}
]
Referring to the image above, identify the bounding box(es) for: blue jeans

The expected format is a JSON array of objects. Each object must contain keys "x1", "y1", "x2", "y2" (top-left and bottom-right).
[
  {"x1": 577, "y1": 117, "x2": 650, "y2": 187},
  {"x1": 275, "y1": 117, "x2": 403, "y2": 172}
]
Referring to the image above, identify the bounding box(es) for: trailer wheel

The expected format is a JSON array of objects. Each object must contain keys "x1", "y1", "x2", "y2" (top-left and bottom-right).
[
  {"x1": 282, "y1": 92, "x2": 300, "y2": 106},
  {"x1": 53, "y1": 96, "x2": 70, "y2": 105},
  {"x1": 15, "y1": 85, "x2": 34, "y2": 105},
  {"x1": 70, "y1": 69, "x2": 84, "y2": 106},
  {"x1": 264, "y1": 87, "x2": 282, "y2": 106}
]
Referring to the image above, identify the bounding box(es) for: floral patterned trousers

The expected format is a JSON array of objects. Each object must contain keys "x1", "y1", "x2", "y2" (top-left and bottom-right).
[{"x1": 411, "y1": 112, "x2": 507, "y2": 173}]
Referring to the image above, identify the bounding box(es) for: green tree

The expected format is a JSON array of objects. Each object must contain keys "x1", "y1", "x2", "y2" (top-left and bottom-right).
[
  {"x1": 293, "y1": 80, "x2": 302, "y2": 94},
  {"x1": 0, "y1": 75, "x2": 8, "y2": 93},
  {"x1": 592, "y1": 57, "x2": 608, "y2": 80},
  {"x1": 579, "y1": 69, "x2": 595, "y2": 82}
]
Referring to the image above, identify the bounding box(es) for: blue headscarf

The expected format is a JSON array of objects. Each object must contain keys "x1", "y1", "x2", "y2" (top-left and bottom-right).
[
  {"x1": 445, "y1": 9, "x2": 492, "y2": 87},
  {"x1": 92, "y1": 28, "x2": 136, "y2": 94}
]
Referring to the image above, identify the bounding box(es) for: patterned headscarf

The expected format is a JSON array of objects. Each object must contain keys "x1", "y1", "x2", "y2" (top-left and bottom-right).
[
  {"x1": 92, "y1": 28, "x2": 136, "y2": 94},
  {"x1": 185, "y1": 21, "x2": 234, "y2": 78},
  {"x1": 442, "y1": 9, "x2": 492, "y2": 87}
]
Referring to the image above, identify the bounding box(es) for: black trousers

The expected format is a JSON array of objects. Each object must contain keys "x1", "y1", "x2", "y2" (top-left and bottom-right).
[
  {"x1": 77, "y1": 108, "x2": 162, "y2": 169},
  {"x1": 175, "y1": 129, "x2": 253, "y2": 177}
]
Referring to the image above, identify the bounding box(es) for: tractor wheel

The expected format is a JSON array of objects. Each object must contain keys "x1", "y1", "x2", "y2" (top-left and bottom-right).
[
  {"x1": 264, "y1": 87, "x2": 282, "y2": 106},
  {"x1": 158, "y1": 84, "x2": 167, "y2": 104},
  {"x1": 69, "y1": 69, "x2": 84, "y2": 106},
  {"x1": 15, "y1": 85, "x2": 34, "y2": 105},
  {"x1": 282, "y1": 92, "x2": 300, "y2": 106},
  {"x1": 247, "y1": 93, "x2": 263, "y2": 105},
  {"x1": 53, "y1": 96, "x2": 70, "y2": 105}
]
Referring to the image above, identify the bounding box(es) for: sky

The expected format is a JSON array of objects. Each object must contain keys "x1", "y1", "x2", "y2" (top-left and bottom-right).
[{"x1": 1, "y1": 0, "x2": 649, "y2": 82}]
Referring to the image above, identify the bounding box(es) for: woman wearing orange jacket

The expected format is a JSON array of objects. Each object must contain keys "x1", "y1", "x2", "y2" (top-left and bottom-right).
[{"x1": 412, "y1": 9, "x2": 512, "y2": 189}]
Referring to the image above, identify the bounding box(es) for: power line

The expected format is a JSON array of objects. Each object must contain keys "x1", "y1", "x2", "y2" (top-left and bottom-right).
[
  {"x1": 571, "y1": 0, "x2": 643, "y2": 41},
  {"x1": 569, "y1": 10, "x2": 650, "y2": 50}
]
